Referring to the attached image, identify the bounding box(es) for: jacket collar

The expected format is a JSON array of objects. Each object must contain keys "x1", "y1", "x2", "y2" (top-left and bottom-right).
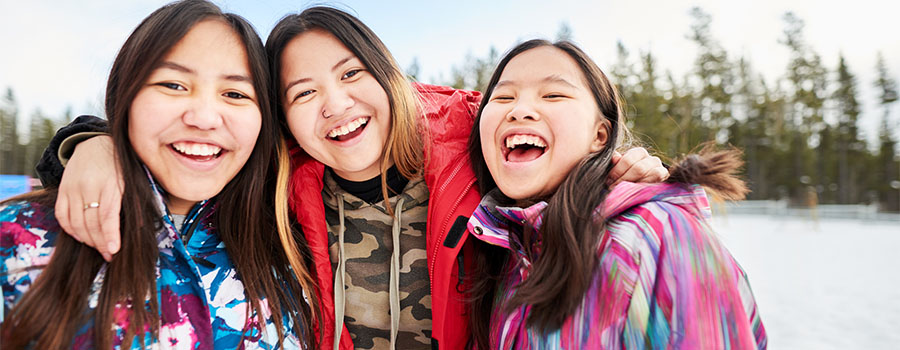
[
  {"x1": 466, "y1": 189, "x2": 546, "y2": 258},
  {"x1": 598, "y1": 181, "x2": 711, "y2": 219},
  {"x1": 144, "y1": 167, "x2": 211, "y2": 249},
  {"x1": 467, "y1": 182, "x2": 711, "y2": 253}
]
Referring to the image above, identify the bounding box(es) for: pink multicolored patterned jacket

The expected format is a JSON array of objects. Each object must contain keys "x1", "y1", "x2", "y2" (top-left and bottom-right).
[{"x1": 467, "y1": 181, "x2": 766, "y2": 349}]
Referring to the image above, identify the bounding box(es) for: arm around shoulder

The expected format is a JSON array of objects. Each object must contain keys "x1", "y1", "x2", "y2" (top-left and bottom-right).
[{"x1": 35, "y1": 115, "x2": 109, "y2": 187}]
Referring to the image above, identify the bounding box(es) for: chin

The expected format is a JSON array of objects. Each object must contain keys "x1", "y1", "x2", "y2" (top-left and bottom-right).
[
  {"x1": 497, "y1": 184, "x2": 538, "y2": 201},
  {"x1": 175, "y1": 183, "x2": 226, "y2": 201}
]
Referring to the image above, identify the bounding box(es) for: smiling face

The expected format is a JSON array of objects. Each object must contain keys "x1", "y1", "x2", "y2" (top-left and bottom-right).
[
  {"x1": 128, "y1": 19, "x2": 261, "y2": 214},
  {"x1": 480, "y1": 46, "x2": 609, "y2": 200},
  {"x1": 280, "y1": 29, "x2": 392, "y2": 181}
]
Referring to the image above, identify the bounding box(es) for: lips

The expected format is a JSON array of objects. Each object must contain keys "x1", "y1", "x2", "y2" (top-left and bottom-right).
[
  {"x1": 326, "y1": 116, "x2": 370, "y2": 141},
  {"x1": 503, "y1": 133, "x2": 547, "y2": 163}
]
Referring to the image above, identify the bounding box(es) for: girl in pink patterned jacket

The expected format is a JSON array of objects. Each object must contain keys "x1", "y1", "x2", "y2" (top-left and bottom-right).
[{"x1": 465, "y1": 39, "x2": 766, "y2": 349}]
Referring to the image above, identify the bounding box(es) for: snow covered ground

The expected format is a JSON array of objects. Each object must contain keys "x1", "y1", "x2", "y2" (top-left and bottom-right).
[{"x1": 711, "y1": 213, "x2": 900, "y2": 349}]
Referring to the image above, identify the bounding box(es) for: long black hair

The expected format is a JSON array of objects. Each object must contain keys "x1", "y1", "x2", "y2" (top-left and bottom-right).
[
  {"x1": 466, "y1": 39, "x2": 750, "y2": 348},
  {"x1": 2, "y1": 1, "x2": 317, "y2": 348},
  {"x1": 466, "y1": 39, "x2": 625, "y2": 348}
]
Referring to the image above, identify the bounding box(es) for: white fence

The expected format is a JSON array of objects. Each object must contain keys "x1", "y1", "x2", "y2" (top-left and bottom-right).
[{"x1": 715, "y1": 200, "x2": 900, "y2": 222}]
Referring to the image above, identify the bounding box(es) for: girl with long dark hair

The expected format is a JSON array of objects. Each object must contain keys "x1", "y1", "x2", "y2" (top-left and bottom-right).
[
  {"x1": 0, "y1": 1, "x2": 317, "y2": 348},
  {"x1": 466, "y1": 39, "x2": 767, "y2": 349}
]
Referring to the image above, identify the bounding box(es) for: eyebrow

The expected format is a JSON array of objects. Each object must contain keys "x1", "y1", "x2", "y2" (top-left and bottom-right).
[
  {"x1": 542, "y1": 75, "x2": 578, "y2": 88},
  {"x1": 159, "y1": 61, "x2": 194, "y2": 74},
  {"x1": 282, "y1": 55, "x2": 357, "y2": 99},
  {"x1": 158, "y1": 61, "x2": 251, "y2": 83},
  {"x1": 494, "y1": 75, "x2": 578, "y2": 90}
]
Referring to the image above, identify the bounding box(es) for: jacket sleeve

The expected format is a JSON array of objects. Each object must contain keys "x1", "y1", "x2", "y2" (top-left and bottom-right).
[
  {"x1": 619, "y1": 202, "x2": 766, "y2": 349},
  {"x1": 35, "y1": 115, "x2": 108, "y2": 188}
]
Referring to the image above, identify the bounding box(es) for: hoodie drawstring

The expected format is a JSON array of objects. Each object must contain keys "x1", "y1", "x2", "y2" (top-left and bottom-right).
[
  {"x1": 388, "y1": 198, "x2": 405, "y2": 350},
  {"x1": 333, "y1": 196, "x2": 347, "y2": 350},
  {"x1": 333, "y1": 195, "x2": 405, "y2": 350}
]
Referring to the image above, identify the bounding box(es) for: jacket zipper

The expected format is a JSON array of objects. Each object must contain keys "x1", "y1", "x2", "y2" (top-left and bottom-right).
[
  {"x1": 181, "y1": 201, "x2": 215, "y2": 269},
  {"x1": 429, "y1": 160, "x2": 466, "y2": 281},
  {"x1": 429, "y1": 176, "x2": 475, "y2": 283}
]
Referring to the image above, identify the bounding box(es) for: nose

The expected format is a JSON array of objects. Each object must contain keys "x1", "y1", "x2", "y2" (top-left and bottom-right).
[
  {"x1": 506, "y1": 99, "x2": 540, "y2": 122},
  {"x1": 321, "y1": 86, "x2": 355, "y2": 119},
  {"x1": 183, "y1": 93, "x2": 223, "y2": 130}
]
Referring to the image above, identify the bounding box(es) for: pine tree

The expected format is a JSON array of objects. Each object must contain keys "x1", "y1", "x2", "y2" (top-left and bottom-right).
[
  {"x1": 406, "y1": 57, "x2": 421, "y2": 81},
  {"x1": 873, "y1": 52, "x2": 899, "y2": 211},
  {"x1": 555, "y1": 22, "x2": 573, "y2": 42},
  {"x1": 447, "y1": 47, "x2": 498, "y2": 92},
  {"x1": 729, "y1": 57, "x2": 773, "y2": 199},
  {"x1": 780, "y1": 12, "x2": 827, "y2": 204},
  {"x1": 630, "y1": 50, "x2": 671, "y2": 153},
  {"x1": 1, "y1": 88, "x2": 22, "y2": 175},
  {"x1": 832, "y1": 54, "x2": 863, "y2": 203},
  {"x1": 611, "y1": 41, "x2": 636, "y2": 111},
  {"x1": 688, "y1": 7, "x2": 734, "y2": 143},
  {"x1": 662, "y1": 71, "x2": 699, "y2": 155},
  {"x1": 23, "y1": 110, "x2": 47, "y2": 177}
]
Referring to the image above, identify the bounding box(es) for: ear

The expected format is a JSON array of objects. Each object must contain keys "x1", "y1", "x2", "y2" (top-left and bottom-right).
[{"x1": 590, "y1": 120, "x2": 609, "y2": 152}]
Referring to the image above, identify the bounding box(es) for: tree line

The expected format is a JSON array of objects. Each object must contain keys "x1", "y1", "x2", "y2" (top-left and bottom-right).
[
  {"x1": 433, "y1": 8, "x2": 899, "y2": 212},
  {"x1": 0, "y1": 88, "x2": 68, "y2": 181}
]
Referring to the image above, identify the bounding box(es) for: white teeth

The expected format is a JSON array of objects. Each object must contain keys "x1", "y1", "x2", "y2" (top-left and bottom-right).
[
  {"x1": 505, "y1": 134, "x2": 547, "y2": 149},
  {"x1": 327, "y1": 117, "x2": 369, "y2": 138},
  {"x1": 173, "y1": 142, "x2": 222, "y2": 156}
]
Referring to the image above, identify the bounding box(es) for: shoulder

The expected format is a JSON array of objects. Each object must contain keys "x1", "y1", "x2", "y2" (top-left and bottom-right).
[
  {"x1": 604, "y1": 194, "x2": 718, "y2": 264},
  {"x1": 602, "y1": 182, "x2": 711, "y2": 252},
  {"x1": 600, "y1": 183, "x2": 733, "y2": 287},
  {"x1": 415, "y1": 83, "x2": 481, "y2": 143},
  {"x1": 1, "y1": 200, "x2": 60, "y2": 251},
  {"x1": 603, "y1": 186, "x2": 748, "y2": 302},
  {"x1": 1, "y1": 200, "x2": 60, "y2": 311},
  {"x1": 414, "y1": 82, "x2": 482, "y2": 117}
]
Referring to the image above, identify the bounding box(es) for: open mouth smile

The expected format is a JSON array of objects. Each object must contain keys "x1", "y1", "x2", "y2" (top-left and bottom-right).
[
  {"x1": 327, "y1": 116, "x2": 370, "y2": 141},
  {"x1": 503, "y1": 134, "x2": 547, "y2": 163},
  {"x1": 170, "y1": 141, "x2": 224, "y2": 162}
]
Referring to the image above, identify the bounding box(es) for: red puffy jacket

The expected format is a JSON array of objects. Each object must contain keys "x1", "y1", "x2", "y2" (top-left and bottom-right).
[{"x1": 288, "y1": 83, "x2": 483, "y2": 350}]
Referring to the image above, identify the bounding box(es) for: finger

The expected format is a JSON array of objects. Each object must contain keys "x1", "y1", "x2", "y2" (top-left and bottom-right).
[
  {"x1": 99, "y1": 180, "x2": 123, "y2": 256},
  {"x1": 68, "y1": 192, "x2": 95, "y2": 250},
  {"x1": 55, "y1": 192, "x2": 77, "y2": 241},
  {"x1": 607, "y1": 151, "x2": 627, "y2": 181},
  {"x1": 82, "y1": 198, "x2": 104, "y2": 256},
  {"x1": 625, "y1": 156, "x2": 664, "y2": 183},
  {"x1": 647, "y1": 166, "x2": 670, "y2": 183},
  {"x1": 611, "y1": 150, "x2": 623, "y2": 163},
  {"x1": 609, "y1": 148, "x2": 649, "y2": 183}
]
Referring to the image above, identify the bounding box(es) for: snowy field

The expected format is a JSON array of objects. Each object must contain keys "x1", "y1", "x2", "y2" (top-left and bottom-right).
[{"x1": 711, "y1": 213, "x2": 900, "y2": 350}]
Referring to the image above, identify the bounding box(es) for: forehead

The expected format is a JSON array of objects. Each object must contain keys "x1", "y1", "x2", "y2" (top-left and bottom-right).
[
  {"x1": 169, "y1": 19, "x2": 244, "y2": 56},
  {"x1": 165, "y1": 19, "x2": 249, "y2": 72},
  {"x1": 499, "y1": 46, "x2": 586, "y2": 86},
  {"x1": 283, "y1": 29, "x2": 355, "y2": 67}
]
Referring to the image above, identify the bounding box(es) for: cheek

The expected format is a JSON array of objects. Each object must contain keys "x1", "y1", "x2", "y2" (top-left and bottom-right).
[
  {"x1": 478, "y1": 106, "x2": 503, "y2": 157},
  {"x1": 366, "y1": 81, "x2": 392, "y2": 132},
  {"x1": 235, "y1": 110, "x2": 263, "y2": 151},
  {"x1": 285, "y1": 107, "x2": 318, "y2": 146},
  {"x1": 127, "y1": 96, "x2": 160, "y2": 148}
]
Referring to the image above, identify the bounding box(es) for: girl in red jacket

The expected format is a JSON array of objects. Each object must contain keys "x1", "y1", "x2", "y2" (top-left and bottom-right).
[{"x1": 43, "y1": 6, "x2": 668, "y2": 349}]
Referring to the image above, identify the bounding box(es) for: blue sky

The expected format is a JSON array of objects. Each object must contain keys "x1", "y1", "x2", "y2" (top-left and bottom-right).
[{"x1": 1, "y1": 0, "x2": 898, "y2": 145}]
